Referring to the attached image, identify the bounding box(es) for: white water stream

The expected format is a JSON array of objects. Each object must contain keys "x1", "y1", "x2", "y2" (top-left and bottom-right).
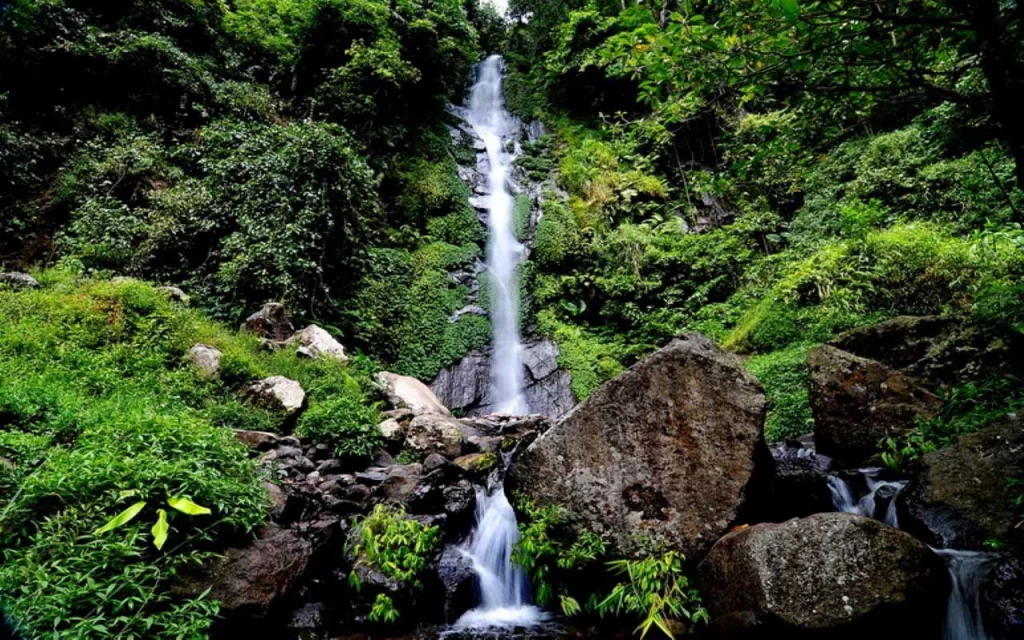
[
  {"x1": 828, "y1": 470, "x2": 993, "y2": 639},
  {"x1": 454, "y1": 487, "x2": 547, "y2": 629},
  {"x1": 468, "y1": 55, "x2": 529, "y2": 416},
  {"x1": 451, "y1": 58, "x2": 545, "y2": 631}
]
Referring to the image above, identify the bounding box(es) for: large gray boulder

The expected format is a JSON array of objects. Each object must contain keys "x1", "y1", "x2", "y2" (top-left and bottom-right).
[
  {"x1": 808, "y1": 344, "x2": 940, "y2": 464},
  {"x1": 404, "y1": 414, "x2": 466, "y2": 459},
  {"x1": 901, "y1": 416, "x2": 1024, "y2": 550},
  {"x1": 245, "y1": 376, "x2": 307, "y2": 416},
  {"x1": 188, "y1": 344, "x2": 223, "y2": 377},
  {"x1": 510, "y1": 334, "x2": 769, "y2": 559},
  {"x1": 698, "y1": 513, "x2": 949, "y2": 637},
  {"x1": 292, "y1": 325, "x2": 347, "y2": 362}
]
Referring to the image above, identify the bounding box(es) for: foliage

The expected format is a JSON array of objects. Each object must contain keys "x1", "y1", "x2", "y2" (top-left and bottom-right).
[
  {"x1": 348, "y1": 504, "x2": 440, "y2": 623},
  {"x1": 597, "y1": 551, "x2": 709, "y2": 639},
  {"x1": 745, "y1": 344, "x2": 815, "y2": 442},
  {"x1": 881, "y1": 376, "x2": 1024, "y2": 469},
  {"x1": 512, "y1": 493, "x2": 607, "y2": 613},
  {"x1": 0, "y1": 271, "x2": 383, "y2": 637}
]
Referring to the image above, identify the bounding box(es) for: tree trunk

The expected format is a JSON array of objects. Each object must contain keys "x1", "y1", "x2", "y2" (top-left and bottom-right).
[{"x1": 957, "y1": 0, "x2": 1024, "y2": 191}]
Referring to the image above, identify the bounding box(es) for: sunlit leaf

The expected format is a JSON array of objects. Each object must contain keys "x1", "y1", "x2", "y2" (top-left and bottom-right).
[
  {"x1": 151, "y1": 509, "x2": 169, "y2": 550},
  {"x1": 94, "y1": 501, "x2": 147, "y2": 535},
  {"x1": 167, "y1": 496, "x2": 212, "y2": 516}
]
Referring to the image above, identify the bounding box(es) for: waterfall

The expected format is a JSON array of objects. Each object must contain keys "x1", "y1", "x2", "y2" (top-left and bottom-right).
[
  {"x1": 454, "y1": 487, "x2": 548, "y2": 629},
  {"x1": 467, "y1": 55, "x2": 528, "y2": 416},
  {"x1": 826, "y1": 469, "x2": 905, "y2": 528},
  {"x1": 936, "y1": 550, "x2": 993, "y2": 640},
  {"x1": 828, "y1": 471, "x2": 993, "y2": 638}
]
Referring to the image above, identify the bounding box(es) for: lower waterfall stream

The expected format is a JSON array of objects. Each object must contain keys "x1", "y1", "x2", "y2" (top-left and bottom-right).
[{"x1": 828, "y1": 470, "x2": 994, "y2": 640}]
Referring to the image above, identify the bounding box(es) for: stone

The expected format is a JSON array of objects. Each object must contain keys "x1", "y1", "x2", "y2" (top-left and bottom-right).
[
  {"x1": 698, "y1": 513, "x2": 949, "y2": 637},
  {"x1": 374, "y1": 464, "x2": 423, "y2": 505},
  {"x1": 188, "y1": 344, "x2": 223, "y2": 377},
  {"x1": 510, "y1": 334, "x2": 769, "y2": 559},
  {"x1": 292, "y1": 324, "x2": 347, "y2": 362},
  {"x1": 234, "y1": 429, "x2": 281, "y2": 451},
  {"x1": 377, "y1": 371, "x2": 451, "y2": 416},
  {"x1": 982, "y1": 554, "x2": 1024, "y2": 640},
  {"x1": 437, "y1": 545, "x2": 478, "y2": 623},
  {"x1": 405, "y1": 414, "x2": 465, "y2": 459},
  {"x1": 244, "y1": 376, "x2": 306, "y2": 415},
  {"x1": 808, "y1": 344, "x2": 940, "y2": 464},
  {"x1": 156, "y1": 285, "x2": 189, "y2": 304},
  {"x1": 0, "y1": 272, "x2": 40, "y2": 289},
  {"x1": 453, "y1": 452, "x2": 498, "y2": 477},
  {"x1": 201, "y1": 523, "x2": 333, "y2": 621},
  {"x1": 378, "y1": 418, "x2": 406, "y2": 443},
  {"x1": 243, "y1": 302, "x2": 295, "y2": 342},
  {"x1": 766, "y1": 436, "x2": 837, "y2": 521},
  {"x1": 900, "y1": 416, "x2": 1024, "y2": 549}
]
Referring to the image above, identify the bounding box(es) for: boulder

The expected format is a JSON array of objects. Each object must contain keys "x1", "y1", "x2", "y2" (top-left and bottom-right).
[
  {"x1": 200, "y1": 522, "x2": 335, "y2": 622},
  {"x1": 437, "y1": 546, "x2": 478, "y2": 623},
  {"x1": 188, "y1": 344, "x2": 223, "y2": 377},
  {"x1": 510, "y1": 334, "x2": 769, "y2": 559},
  {"x1": 452, "y1": 452, "x2": 498, "y2": 478},
  {"x1": 234, "y1": 429, "x2": 281, "y2": 451},
  {"x1": 808, "y1": 344, "x2": 940, "y2": 464},
  {"x1": 245, "y1": 376, "x2": 307, "y2": 416},
  {"x1": 766, "y1": 436, "x2": 837, "y2": 521},
  {"x1": 378, "y1": 418, "x2": 406, "y2": 445},
  {"x1": 900, "y1": 416, "x2": 1024, "y2": 549},
  {"x1": 293, "y1": 324, "x2": 347, "y2": 362},
  {"x1": 377, "y1": 371, "x2": 451, "y2": 416},
  {"x1": 156, "y1": 285, "x2": 189, "y2": 305},
  {"x1": 809, "y1": 316, "x2": 1023, "y2": 465},
  {"x1": 0, "y1": 272, "x2": 40, "y2": 289},
  {"x1": 243, "y1": 303, "x2": 295, "y2": 342},
  {"x1": 982, "y1": 554, "x2": 1024, "y2": 640},
  {"x1": 698, "y1": 513, "x2": 949, "y2": 637},
  {"x1": 405, "y1": 414, "x2": 465, "y2": 459}
]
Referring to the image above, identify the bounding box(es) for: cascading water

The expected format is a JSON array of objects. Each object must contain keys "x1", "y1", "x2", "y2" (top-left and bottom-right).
[
  {"x1": 828, "y1": 470, "x2": 993, "y2": 639},
  {"x1": 454, "y1": 488, "x2": 548, "y2": 629},
  {"x1": 827, "y1": 468, "x2": 905, "y2": 528},
  {"x1": 937, "y1": 550, "x2": 993, "y2": 640},
  {"x1": 468, "y1": 55, "x2": 529, "y2": 416},
  {"x1": 451, "y1": 57, "x2": 545, "y2": 632}
]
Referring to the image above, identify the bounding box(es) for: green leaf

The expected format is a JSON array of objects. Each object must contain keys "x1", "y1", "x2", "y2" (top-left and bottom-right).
[
  {"x1": 94, "y1": 501, "x2": 147, "y2": 535},
  {"x1": 167, "y1": 496, "x2": 212, "y2": 516},
  {"x1": 152, "y1": 509, "x2": 169, "y2": 550},
  {"x1": 778, "y1": 0, "x2": 799, "y2": 22}
]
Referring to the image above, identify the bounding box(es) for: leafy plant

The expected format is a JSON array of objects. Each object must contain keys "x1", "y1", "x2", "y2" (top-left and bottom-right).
[
  {"x1": 597, "y1": 551, "x2": 709, "y2": 639},
  {"x1": 349, "y1": 503, "x2": 440, "y2": 590},
  {"x1": 94, "y1": 491, "x2": 213, "y2": 551}
]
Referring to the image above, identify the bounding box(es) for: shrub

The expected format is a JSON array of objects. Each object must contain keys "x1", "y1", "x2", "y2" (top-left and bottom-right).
[{"x1": 745, "y1": 345, "x2": 815, "y2": 442}]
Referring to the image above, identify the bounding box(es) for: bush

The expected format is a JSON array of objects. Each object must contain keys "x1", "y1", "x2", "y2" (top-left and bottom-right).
[
  {"x1": 0, "y1": 271, "x2": 383, "y2": 637},
  {"x1": 745, "y1": 345, "x2": 815, "y2": 442}
]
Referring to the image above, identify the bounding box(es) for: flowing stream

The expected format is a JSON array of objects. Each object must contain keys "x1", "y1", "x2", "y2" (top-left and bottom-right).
[
  {"x1": 828, "y1": 470, "x2": 992, "y2": 639},
  {"x1": 468, "y1": 54, "x2": 528, "y2": 416}
]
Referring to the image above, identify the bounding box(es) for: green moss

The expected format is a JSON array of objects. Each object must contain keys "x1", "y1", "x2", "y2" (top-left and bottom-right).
[{"x1": 514, "y1": 193, "x2": 532, "y2": 241}]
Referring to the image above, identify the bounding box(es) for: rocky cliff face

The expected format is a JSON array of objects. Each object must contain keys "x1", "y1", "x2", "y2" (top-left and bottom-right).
[
  {"x1": 510, "y1": 333, "x2": 770, "y2": 560},
  {"x1": 430, "y1": 336, "x2": 575, "y2": 418}
]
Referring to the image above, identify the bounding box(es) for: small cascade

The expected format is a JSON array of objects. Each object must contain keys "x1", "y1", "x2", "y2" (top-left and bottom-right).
[
  {"x1": 454, "y1": 487, "x2": 548, "y2": 630},
  {"x1": 827, "y1": 468, "x2": 905, "y2": 528},
  {"x1": 936, "y1": 550, "x2": 993, "y2": 640}
]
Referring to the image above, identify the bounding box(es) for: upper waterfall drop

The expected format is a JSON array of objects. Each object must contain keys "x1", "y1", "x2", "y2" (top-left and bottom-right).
[{"x1": 468, "y1": 55, "x2": 528, "y2": 416}]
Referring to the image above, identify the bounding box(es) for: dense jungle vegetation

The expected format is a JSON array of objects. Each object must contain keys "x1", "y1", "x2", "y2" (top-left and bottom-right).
[{"x1": 1, "y1": 0, "x2": 1023, "y2": 637}]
